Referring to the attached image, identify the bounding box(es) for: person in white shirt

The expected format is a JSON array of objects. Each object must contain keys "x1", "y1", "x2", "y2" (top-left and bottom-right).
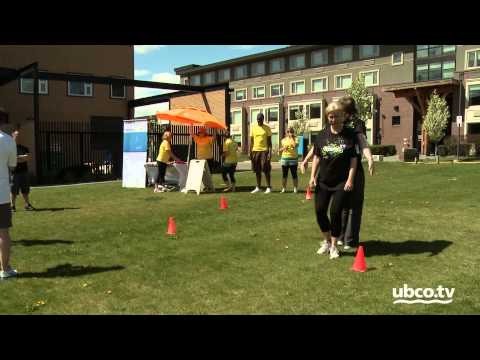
[{"x1": 0, "y1": 117, "x2": 18, "y2": 279}]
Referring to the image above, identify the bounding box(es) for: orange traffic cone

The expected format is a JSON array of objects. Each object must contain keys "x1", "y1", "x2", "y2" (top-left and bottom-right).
[
  {"x1": 166, "y1": 217, "x2": 177, "y2": 236},
  {"x1": 351, "y1": 245, "x2": 367, "y2": 272},
  {"x1": 219, "y1": 195, "x2": 228, "y2": 210},
  {"x1": 305, "y1": 186, "x2": 312, "y2": 200}
]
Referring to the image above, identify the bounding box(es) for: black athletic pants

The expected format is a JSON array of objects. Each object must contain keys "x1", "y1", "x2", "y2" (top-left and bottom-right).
[
  {"x1": 281, "y1": 165, "x2": 298, "y2": 180},
  {"x1": 222, "y1": 164, "x2": 237, "y2": 183},
  {"x1": 314, "y1": 184, "x2": 351, "y2": 238},
  {"x1": 156, "y1": 161, "x2": 168, "y2": 186},
  {"x1": 339, "y1": 163, "x2": 365, "y2": 246}
]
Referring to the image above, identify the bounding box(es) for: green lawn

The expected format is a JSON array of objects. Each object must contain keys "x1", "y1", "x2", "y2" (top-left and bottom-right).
[{"x1": 1, "y1": 162, "x2": 479, "y2": 314}]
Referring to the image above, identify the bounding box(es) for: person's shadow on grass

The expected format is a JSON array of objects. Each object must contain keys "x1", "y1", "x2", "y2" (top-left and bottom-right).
[
  {"x1": 18, "y1": 264, "x2": 125, "y2": 278},
  {"x1": 30, "y1": 207, "x2": 80, "y2": 212},
  {"x1": 13, "y1": 239, "x2": 74, "y2": 247},
  {"x1": 343, "y1": 240, "x2": 453, "y2": 257}
]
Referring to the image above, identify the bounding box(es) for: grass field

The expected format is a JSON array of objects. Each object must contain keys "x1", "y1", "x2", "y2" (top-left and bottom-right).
[{"x1": 1, "y1": 162, "x2": 479, "y2": 314}]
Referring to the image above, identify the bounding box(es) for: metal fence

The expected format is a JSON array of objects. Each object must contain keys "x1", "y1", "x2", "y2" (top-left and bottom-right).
[{"x1": 36, "y1": 120, "x2": 228, "y2": 184}]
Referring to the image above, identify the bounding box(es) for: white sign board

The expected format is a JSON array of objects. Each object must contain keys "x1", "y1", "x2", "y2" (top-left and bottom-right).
[
  {"x1": 122, "y1": 119, "x2": 148, "y2": 188},
  {"x1": 183, "y1": 160, "x2": 215, "y2": 195},
  {"x1": 456, "y1": 115, "x2": 463, "y2": 127}
]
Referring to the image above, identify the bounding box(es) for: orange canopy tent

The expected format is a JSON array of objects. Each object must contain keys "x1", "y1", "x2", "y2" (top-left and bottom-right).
[{"x1": 156, "y1": 107, "x2": 227, "y2": 168}]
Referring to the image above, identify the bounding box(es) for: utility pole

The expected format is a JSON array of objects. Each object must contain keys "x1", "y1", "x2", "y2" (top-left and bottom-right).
[{"x1": 457, "y1": 72, "x2": 463, "y2": 160}]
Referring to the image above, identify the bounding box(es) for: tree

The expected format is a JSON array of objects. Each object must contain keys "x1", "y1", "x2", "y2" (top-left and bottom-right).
[
  {"x1": 290, "y1": 107, "x2": 309, "y2": 137},
  {"x1": 345, "y1": 76, "x2": 374, "y2": 122},
  {"x1": 423, "y1": 89, "x2": 450, "y2": 163}
]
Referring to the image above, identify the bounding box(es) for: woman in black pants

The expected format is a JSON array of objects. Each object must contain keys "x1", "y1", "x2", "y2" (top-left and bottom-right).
[
  {"x1": 337, "y1": 96, "x2": 375, "y2": 250},
  {"x1": 309, "y1": 101, "x2": 358, "y2": 260}
]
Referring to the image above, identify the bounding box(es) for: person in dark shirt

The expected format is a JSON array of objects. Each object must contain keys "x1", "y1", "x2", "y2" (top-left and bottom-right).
[
  {"x1": 309, "y1": 101, "x2": 358, "y2": 260},
  {"x1": 337, "y1": 96, "x2": 375, "y2": 250},
  {"x1": 10, "y1": 129, "x2": 35, "y2": 212}
]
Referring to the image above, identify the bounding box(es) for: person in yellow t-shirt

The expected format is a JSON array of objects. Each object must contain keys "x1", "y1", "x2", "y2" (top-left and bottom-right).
[
  {"x1": 279, "y1": 127, "x2": 299, "y2": 194},
  {"x1": 221, "y1": 131, "x2": 238, "y2": 192},
  {"x1": 192, "y1": 127, "x2": 215, "y2": 173},
  {"x1": 249, "y1": 113, "x2": 272, "y2": 194},
  {"x1": 155, "y1": 131, "x2": 180, "y2": 193}
]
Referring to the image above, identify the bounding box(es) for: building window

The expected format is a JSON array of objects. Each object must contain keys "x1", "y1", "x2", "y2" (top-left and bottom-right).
[
  {"x1": 270, "y1": 58, "x2": 285, "y2": 73},
  {"x1": 468, "y1": 123, "x2": 480, "y2": 134},
  {"x1": 190, "y1": 74, "x2": 201, "y2": 86},
  {"x1": 311, "y1": 77, "x2": 328, "y2": 92},
  {"x1": 231, "y1": 109, "x2": 242, "y2": 125},
  {"x1": 20, "y1": 78, "x2": 49, "y2": 94},
  {"x1": 218, "y1": 68, "x2": 230, "y2": 82},
  {"x1": 290, "y1": 80, "x2": 305, "y2": 95},
  {"x1": 443, "y1": 45, "x2": 456, "y2": 54},
  {"x1": 311, "y1": 49, "x2": 328, "y2": 67},
  {"x1": 203, "y1": 71, "x2": 215, "y2": 85},
  {"x1": 417, "y1": 45, "x2": 453, "y2": 58},
  {"x1": 68, "y1": 80, "x2": 93, "y2": 97},
  {"x1": 110, "y1": 81, "x2": 126, "y2": 99},
  {"x1": 266, "y1": 107, "x2": 279, "y2": 122},
  {"x1": 392, "y1": 52, "x2": 403, "y2": 66},
  {"x1": 359, "y1": 45, "x2": 380, "y2": 59},
  {"x1": 392, "y1": 116, "x2": 401, "y2": 126},
  {"x1": 309, "y1": 103, "x2": 322, "y2": 119},
  {"x1": 251, "y1": 62, "x2": 266, "y2": 76},
  {"x1": 334, "y1": 74, "x2": 352, "y2": 90},
  {"x1": 466, "y1": 49, "x2": 480, "y2": 69},
  {"x1": 252, "y1": 86, "x2": 265, "y2": 99},
  {"x1": 234, "y1": 88, "x2": 247, "y2": 101},
  {"x1": 429, "y1": 63, "x2": 442, "y2": 80},
  {"x1": 359, "y1": 70, "x2": 379, "y2": 87},
  {"x1": 250, "y1": 108, "x2": 264, "y2": 123},
  {"x1": 416, "y1": 64, "x2": 429, "y2": 81},
  {"x1": 270, "y1": 83, "x2": 284, "y2": 97},
  {"x1": 289, "y1": 104, "x2": 304, "y2": 121},
  {"x1": 234, "y1": 65, "x2": 248, "y2": 80},
  {"x1": 334, "y1": 46, "x2": 353, "y2": 63},
  {"x1": 442, "y1": 61, "x2": 455, "y2": 79},
  {"x1": 289, "y1": 53, "x2": 305, "y2": 70},
  {"x1": 468, "y1": 84, "x2": 480, "y2": 107}
]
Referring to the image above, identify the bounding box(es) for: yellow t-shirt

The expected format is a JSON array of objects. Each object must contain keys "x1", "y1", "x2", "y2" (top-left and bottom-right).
[
  {"x1": 281, "y1": 137, "x2": 298, "y2": 159},
  {"x1": 193, "y1": 135, "x2": 214, "y2": 160},
  {"x1": 156, "y1": 140, "x2": 171, "y2": 163},
  {"x1": 250, "y1": 124, "x2": 272, "y2": 152},
  {"x1": 223, "y1": 138, "x2": 238, "y2": 164}
]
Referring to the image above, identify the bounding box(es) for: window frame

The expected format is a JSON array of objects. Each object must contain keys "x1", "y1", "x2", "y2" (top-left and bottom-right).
[
  {"x1": 289, "y1": 79, "x2": 306, "y2": 95},
  {"x1": 270, "y1": 82, "x2": 284, "y2": 98},
  {"x1": 392, "y1": 115, "x2": 401, "y2": 126},
  {"x1": 466, "y1": 81, "x2": 480, "y2": 108},
  {"x1": 234, "y1": 64, "x2": 248, "y2": 80},
  {"x1": 203, "y1": 71, "x2": 216, "y2": 85},
  {"x1": 311, "y1": 48, "x2": 328, "y2": 67},
  {"x1": 217, "y1": 68, "x2": 231, "y2": 82},
  {"x1": 251, "y1": 61, "x2": 266, "y2": 77},
  {"x1": 269, "y1": 57, "x2": 285, "y2": 73},
  {"x1": 230, "y1": 108, "x2": 243, "y2": 126},
  {"x1": 311, "y1": 76, "x2": 328, "y2": 93},
  {"x1": 287, "y1": 100, "x2": 323, "y2": 122},
  {"x1": 234, "y1": 88, "x2": 248, "y2": 102},
  {"x1": 252, "y1": 85, "x2": 266, "y2": 99},
  {"x1": 190, "y1": 74, "x2": 201, "y2": 86},
  {"x1": 391, "y1": 52, "x2": 404, "y2": 66},
  {"x1": 19, "y1": 77, "x2": 49, "y2": 95},
  {"x1": 465, "y1": 48, "x2": 480, "y2": 70},
  {"x1": 110, "y1": 78, "x2": 126, "y2": 99},
  {"x1": 67, "y1": 77, "x2": 94, "y2": 97},
  {"x1": 358, "y1": 69, "x2": 380, "y2": 87},
  {"x1": 334, "y1": 73, "x2": 353, "y2": 90}
]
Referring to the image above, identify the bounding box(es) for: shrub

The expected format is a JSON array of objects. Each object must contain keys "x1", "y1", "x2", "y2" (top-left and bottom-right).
[
  {"x1": 437, "y1": 145, "x2": 448, "y2": 157},
  {"x1": 403, "y1": 148, "x2": 417, "y2": 162},
  {"x1": 370, "y1": 145, "x2": 397, "y2": 156}
]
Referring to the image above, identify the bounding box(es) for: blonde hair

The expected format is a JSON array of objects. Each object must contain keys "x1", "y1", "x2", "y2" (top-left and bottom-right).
[{"x1": 325, "y1": 101, "x2": 346, "y2": 116}]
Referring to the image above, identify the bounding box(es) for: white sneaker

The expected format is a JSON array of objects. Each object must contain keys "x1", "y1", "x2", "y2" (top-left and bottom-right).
[
  {"x1": 251, "y1": 187, "x2": 261, "y2": 194},
  {"x1": 316, "y1": 241, "x2": 330, "y2": 255},
  {"x1": 281, "y1": 188, "x2": 286, "y2": 193},
  {"x1": 264, "y1": 187, "x2": 272, "y2": 194},
  {"x1": 343, "y1": 245, "x2": 351, "y2": 250},
  {"x1": 293, "y1": 187, "x2": 298, "y2": 194},
  {"x1": 329, "y1": 246, "x2": 340, "y2": 260},
  {"x1": 0, "y1": 268, "x2": 18, "y2": 279},
  {"x1": 337, "y1": 240, "x2": 344, "y2": 246}
]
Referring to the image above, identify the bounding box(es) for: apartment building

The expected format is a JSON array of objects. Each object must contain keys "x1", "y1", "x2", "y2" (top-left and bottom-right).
[
  {"x1": 175, "y1": 45, "x2": 479, "y2": 156},
  {"x1": 0, "y1": 45, "x2": 134, "y2": 178}
]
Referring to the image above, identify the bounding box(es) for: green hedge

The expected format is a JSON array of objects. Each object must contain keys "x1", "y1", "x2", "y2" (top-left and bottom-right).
[
  {"x1": 403, "y1": 148, "x2": 417, "y2": 162},
  {"x1": 370, "y1": 145, "x2": 397, "y2": 156}
]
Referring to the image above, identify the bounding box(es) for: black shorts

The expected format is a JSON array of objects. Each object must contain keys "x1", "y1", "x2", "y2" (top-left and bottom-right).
[
  {"x1": 251, "y1": 151, "x2": 271, "y2": 173},
  {"x1": 0, "y1": 203, "x2": 12, "y2": 228},
  {"x1": 11, "y1": 172, "x2": 30, "y2": 195}
]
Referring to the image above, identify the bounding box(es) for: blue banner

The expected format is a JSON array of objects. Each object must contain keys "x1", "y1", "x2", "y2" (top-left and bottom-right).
[
  {"x1": 123, "y1": 132, "x2": 148, "y2": 152},
  {"x1": 298, "y1": 135, "x2": 304, "y2": 156}
]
